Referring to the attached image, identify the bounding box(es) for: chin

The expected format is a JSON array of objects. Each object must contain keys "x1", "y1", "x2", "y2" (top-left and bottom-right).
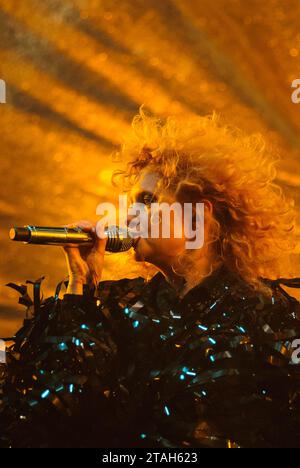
[
  {"x1": 133, "y1": 243, "x2": 145, "y2": 262},
  {"x1": 133, "y1": 240, "x2": 150, "y2": 262}
]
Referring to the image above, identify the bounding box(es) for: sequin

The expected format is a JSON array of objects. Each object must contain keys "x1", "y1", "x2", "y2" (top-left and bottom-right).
[{"x1": 1, "y1": 265, "x2": 300, "y2": 448}]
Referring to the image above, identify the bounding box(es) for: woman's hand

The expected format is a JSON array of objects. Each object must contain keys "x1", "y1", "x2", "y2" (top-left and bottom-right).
[{"x1": 63, "y1": 220, "x2": 107, "y2": 295}]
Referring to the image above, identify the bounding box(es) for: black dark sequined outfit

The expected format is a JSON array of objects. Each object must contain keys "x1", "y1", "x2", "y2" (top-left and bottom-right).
[{"x1": 1, "y1": 264, "x2": 300, "y2": 448}]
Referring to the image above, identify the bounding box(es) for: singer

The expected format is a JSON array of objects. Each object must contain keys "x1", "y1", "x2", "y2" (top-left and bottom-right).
[{"x1": 1, "y1": 109, "x2": 300, "y2": 448}]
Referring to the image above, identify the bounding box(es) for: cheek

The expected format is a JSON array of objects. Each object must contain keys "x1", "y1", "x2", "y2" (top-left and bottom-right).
[
  {"x1": 147, "y1": 210, "x2": 185, "y2": 239},
  {"x1": 165, "y1": 237, "x2": 186, "y2": 252},
  {"x1": 147, "y1": 236, "x2": 186, "y2": 255}
]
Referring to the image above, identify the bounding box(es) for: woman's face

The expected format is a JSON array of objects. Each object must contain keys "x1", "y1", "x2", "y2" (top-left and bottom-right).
[{"x1": 128, "y1": 170, "x2": 189, "y2": 273}]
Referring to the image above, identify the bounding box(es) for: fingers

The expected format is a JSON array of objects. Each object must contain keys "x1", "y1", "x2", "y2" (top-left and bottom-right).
[
  {"x1": 66, "y1": 220, "x2": 108, "y2": 251},
  {"x1": 63, "y1": 220, "x2": 97, "y2": 252},
  {"x1": 62, "y1": 221, "x2": 107, "y2": 285},
  {"x1": 62, "y1": 244, "x2": 82, "y2": 255},
  {"x1": 65, "y1": 220, "x2": 96, "y2": 233}
]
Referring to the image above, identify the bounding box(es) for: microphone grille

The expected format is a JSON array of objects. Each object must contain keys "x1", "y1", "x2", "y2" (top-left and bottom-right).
[{"x1": 105, "y1": 226, "x2": 133, "y2": 252}]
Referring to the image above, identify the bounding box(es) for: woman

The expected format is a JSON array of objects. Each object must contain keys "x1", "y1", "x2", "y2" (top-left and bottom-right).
[{"x1": 1, "y1": 109, "x2": 300, "y2": 448}]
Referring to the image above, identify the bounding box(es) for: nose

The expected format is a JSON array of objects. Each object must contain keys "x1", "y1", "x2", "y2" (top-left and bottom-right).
[
  {"x1": 126, "y1": 213, "x2": 142, "y2": 245},
  {"x1": 126, "y1": 202, "x2": 148, "y2": 235}
]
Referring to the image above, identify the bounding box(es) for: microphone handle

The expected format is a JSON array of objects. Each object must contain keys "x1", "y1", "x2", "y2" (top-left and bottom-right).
[{"x1": 9, "y1": 226, "x2": 134, "y2": 253}]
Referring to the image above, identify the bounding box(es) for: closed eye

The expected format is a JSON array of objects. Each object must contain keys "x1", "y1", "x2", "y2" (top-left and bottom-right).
[{"x1": 135, "y1": 191, "x2": 158, "y2": 206}]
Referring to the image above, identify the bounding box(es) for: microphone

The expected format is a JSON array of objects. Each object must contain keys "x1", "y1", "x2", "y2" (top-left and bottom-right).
[{"x1": 9, "y1": 225, "x2": 134, "y2": 253}]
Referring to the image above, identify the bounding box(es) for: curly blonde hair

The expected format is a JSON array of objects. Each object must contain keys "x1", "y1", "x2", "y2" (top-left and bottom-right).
[{"x1": 113, "y1": 107, "x2": 297, "y2": 296}]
